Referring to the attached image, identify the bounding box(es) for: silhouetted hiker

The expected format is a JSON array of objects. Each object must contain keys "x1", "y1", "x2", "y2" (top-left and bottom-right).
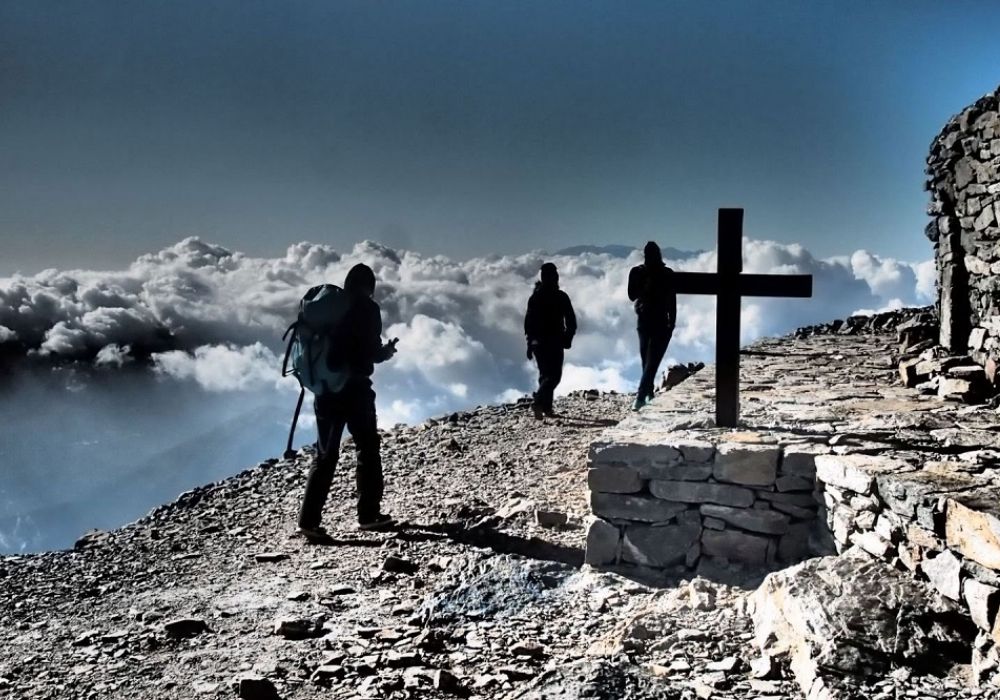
[
  {"x1": 524, "y1": 262, "x2": 577, "y2": 418},
  {"x1": 628, "y1": 242, "x2": 676, "y2": 410},
  {"x1": 297, "y1": 263, "x2": 398, "y2": 539}
]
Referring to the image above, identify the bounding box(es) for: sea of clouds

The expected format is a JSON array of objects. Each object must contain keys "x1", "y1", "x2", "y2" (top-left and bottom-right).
[
  {"x1": 0, "y1": 237, "x2": 935, "y2": 551},
  {"x1": 0, "y1": 236, "x2": 935, "y2": 425}
]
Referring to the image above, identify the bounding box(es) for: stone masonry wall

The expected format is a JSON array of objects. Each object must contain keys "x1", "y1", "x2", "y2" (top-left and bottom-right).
[
  {"x1": 926, "y1": 84, "x2": 1000, "y2": 369},
  {"x1": 584, "y1": 435, "x2": 826, "y2": 575}
]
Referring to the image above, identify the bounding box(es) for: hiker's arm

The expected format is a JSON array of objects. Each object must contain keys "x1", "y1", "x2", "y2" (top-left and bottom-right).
[
  {"x1": 562, "y1": 293, "x2": 577, "y2": 347},
  {"x1": 665, "y1": 269, "x2": 677, "y2": 328},
  {"x1": 368, "y1": 306, "x2": 395, "y2": 363},
  {"x1": 627, "y1": 267, "x2": 642, "y2": 302}
]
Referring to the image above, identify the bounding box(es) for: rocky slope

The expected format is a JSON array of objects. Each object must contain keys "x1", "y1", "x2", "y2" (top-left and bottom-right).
[{"x1": 0, "y1": 377, "x2": 991, "y2": 700}]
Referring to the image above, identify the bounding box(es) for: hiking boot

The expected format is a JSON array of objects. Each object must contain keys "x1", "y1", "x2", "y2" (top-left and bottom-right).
[
  {"x1": 297, "y1": 524, "x2": 334, "y2": 543},
  {"x1": 531, "y1": 404, "x2": 544, "y2": 420},
  {"x1": 631, "y1": 395, "x2": 648, "y2": 411},
  {"x1": 358, "y1": 513, "x2": 395, "y2": 531}
]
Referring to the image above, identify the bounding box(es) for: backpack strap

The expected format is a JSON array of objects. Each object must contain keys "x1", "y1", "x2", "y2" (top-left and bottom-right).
[{"x1": 280, "y1": 321, "x2": 298, "y2": 377}]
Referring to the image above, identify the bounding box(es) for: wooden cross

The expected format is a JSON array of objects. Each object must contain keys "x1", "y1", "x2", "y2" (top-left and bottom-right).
[{"x1": 672, "y1": 208, "x2": 813, "y2": 427}]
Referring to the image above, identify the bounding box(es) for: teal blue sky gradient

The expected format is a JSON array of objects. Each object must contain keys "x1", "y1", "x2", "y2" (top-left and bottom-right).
[{"x1": 1, "y1": 1, "x2": 999, "y2": 273}]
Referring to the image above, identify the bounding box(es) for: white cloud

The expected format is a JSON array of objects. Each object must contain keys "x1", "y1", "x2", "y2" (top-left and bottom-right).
[{"x1": 0, "y1": 236, "x2": 934, "y2": 423}]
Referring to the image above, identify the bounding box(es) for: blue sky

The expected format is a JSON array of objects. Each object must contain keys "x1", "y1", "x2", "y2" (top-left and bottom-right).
[{"x1": 1, "y1": 1, "x2": 999, "y2": 274}]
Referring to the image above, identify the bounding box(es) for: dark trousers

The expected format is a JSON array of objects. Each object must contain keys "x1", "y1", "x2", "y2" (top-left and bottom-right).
[
  {"x1": 637, "y1": 326, "x2": 673, "y2": 400},
  {"x1": 533, "y1": 344, "x2": 564, "y2": 412},
  {"x1": 298, "y1": 379, "x2": 383, "y2": 527}
]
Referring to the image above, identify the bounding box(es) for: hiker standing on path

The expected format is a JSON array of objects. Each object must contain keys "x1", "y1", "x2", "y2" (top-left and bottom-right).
[
  {"x1": 524, "y1": 262, "x2": 577, "y2": 419},
  {"x1": 298, "y1": 263, "x2": 397, "y2": 538},
  {"x1": 628, "y1": 241, "x2": 676, "y2": 410}
]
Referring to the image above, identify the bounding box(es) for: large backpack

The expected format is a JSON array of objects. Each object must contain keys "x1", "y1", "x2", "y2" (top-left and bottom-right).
[{"x1": 280, "y1": 284, "x2": 352, "y2": 457}]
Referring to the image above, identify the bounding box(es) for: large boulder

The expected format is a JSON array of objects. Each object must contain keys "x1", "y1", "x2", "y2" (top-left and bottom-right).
[{"x1": 750, "y1": 548, "x2": 974, "y2": 696}]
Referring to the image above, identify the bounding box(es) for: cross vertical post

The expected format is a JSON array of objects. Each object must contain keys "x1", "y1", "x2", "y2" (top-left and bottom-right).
[{"x1": 715, "y1": 209, "x2": 743, "y2": 427}]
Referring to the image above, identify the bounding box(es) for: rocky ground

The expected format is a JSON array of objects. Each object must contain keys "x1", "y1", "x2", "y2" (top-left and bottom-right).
[{"x1": 0, "y1": 380, "x2": 996, "y2": 699}]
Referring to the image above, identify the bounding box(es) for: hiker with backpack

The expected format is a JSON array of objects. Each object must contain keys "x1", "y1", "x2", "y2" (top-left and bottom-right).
[
  {"x1": 628, "y1": 241, "x2": 677, "y2": 410},
  {"x1": 283, "y1": 263, "x2": 397, "y2": 539},
  {"x1": 524, "y1": 262, "x2": 577, "y2": 418}
]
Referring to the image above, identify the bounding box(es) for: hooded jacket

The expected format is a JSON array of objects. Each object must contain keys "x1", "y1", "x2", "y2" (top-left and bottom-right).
[
  {"x1": 524, "y1": 279, "x2": 577, "y2": 347},
  {"x1": 628, "y1": 242, "x2": 677, "y2": 331}
]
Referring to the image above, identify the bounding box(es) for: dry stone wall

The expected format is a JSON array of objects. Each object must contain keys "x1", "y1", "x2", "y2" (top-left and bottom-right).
[
  {"x1": 585, "y1": 438, "x2": 823, "y2": 574},
  {"x1": 926, "y1": 84, "x2": 1000, "y2": 374}
]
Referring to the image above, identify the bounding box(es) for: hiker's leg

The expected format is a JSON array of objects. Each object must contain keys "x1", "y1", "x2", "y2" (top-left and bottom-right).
[
  {"x1": 643, "y1": 328, "x2": 671, "y2": 399},
  {"x1": 637, "y1": 328, "x2": 653, "y2": 398},
  {"x1": 346, "y1": 381, "x2": 383, "y2": 522},
  {"x1": 535, "y1": 345, "x2": 561, "y2": 412},
  {"x1": 298, "y1": 395, "x2": 346, "y2": 529}
]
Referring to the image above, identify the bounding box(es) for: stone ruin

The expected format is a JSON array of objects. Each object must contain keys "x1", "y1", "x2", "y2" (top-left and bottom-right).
[
  {"x1": 921, "y1": 83, "x2": 1000, "y2": 400},
  {"x1": 584, "y1": 84, "x2": 1000, "y2": 698}
]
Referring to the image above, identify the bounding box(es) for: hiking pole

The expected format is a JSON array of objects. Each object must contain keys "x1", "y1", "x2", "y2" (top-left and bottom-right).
[{"x1": 284, "y1": 387, "x2": 305, "y2": 460}]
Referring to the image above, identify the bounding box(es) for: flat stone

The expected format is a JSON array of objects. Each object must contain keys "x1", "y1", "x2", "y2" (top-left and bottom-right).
[
  {"x1": 945, "y1": 492, "x2": 1000, "y2": 570},
  {"x1": 776, "y1": 475, "x2": 814, "y2": 493},
  {"x1": 273, "y1": 617, "x2": 324, "y2": 639},
  {"x1": 713, "y1": 443, "x2": 779, "y2": 487},
  {"x1": 781, "y1": 447, "x2": 827, "y2": 479},
  {"x1": 704, "y1": 517, "x2": 726, "y2": 530},
  {"x1": 921, "y1": 550, "x2": 962, "y2": 601},
  {"x1": 700, "y1": 504, "x2": 791, "y2": 535},
  {"x1": 815, "y1": 455, "x2": 909, "y2": 495},
  {"x1": 534, "y1": 510, "x2": 568, "y2": 528},
  {"x1": 636, "y1": 462, "x2": 714, "y2": 481},
  {"x1": 622, "y1": 521, "x2": 701, "y2": 568},
  {"x1": 771, "y1": 500, "x2": 817, "y2": 520},
  {"x1": 589, "y1": 441, "x2": 681, "y2": 467},
  {"x1": 878, "y1": 470, "x2": 974, "y2": 529},
  {"x1": 701, "y1": 529, "x2": 770, "y2": 564},
  {"x1": 964, "y1": 579, "x2": 1000, "y2": 631},
  {"x1": 587, "y1": 466, "x2": 643, "y2": 494},
  {"x1": 756, "y1": 490, "x2": 817, "y2": 507},
  {"x1": 584, "y1": 518, "x2": 620, "y2": 565},
  {"x1": 591, "y1": 492, "x2": 687, "y2": 523},
  {"x1": 650, "y1": 480, "x2": 754, "y2": 508},
  {"x1": 675, "y1": 440, "x2": 715, "y2": 463}
]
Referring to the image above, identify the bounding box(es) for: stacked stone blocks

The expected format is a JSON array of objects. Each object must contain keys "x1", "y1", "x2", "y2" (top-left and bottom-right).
[
  {"x1": 926, "y1": 84, "x2": 1000, "y2": 388},
  {"x1": 816, "y1": 453, "x2": 1000, "y2": 682},
  {"x1": 585, "y1": 439, "x2": 823, "y2": 573}
]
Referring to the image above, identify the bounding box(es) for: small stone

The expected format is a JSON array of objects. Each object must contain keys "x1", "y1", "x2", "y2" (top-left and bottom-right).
[
  {"x1": 433, "y1": 669, "x2": 465, "y2": 695},
  {"x1": 699, "y1": 504, "x2": 790, "y2": 535},
  {"x1": 254, "y1": 552, "x2": 290, "y2": 563},
  {"x1": 163, "y1": 618, "x2": 209, "y2": 638},
  {"x1": 382, "y1": 555, "x2": 419, "y2": 575},
  {"x1": 585, "y1": 518, "x2": 620, "y2": 566},
  {"x1": 749, "y1": 655, "x2": 779, "y2": 679},
  {"x1": 964, "y1": 579, "x2": 1000, "y2": 631},
  {"x1": 236, "y1": 675, "x2": 281, "y2": 700},
  {"x1": 386, "y1": 651, "x2": 421, "y2": 668},
  {"x1": 705, "y1": 656, "x2": 738, "y2": 673},
  {"x1": 272, "y1": 617, "x2": 323, "y2": 640},
  {"x1": 534, "y1": 510, "x2": 568, "y2": 528},
  {"x1": 921, "y1": 550, "x2": 963, "y2": 601},
  {"x1": 511, "y1": 641, "x2": 547, "y2": 658}
]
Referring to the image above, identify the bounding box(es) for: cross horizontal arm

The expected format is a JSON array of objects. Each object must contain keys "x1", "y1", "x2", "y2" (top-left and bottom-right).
[
  {"x1": 737, "y1": 274, "x2": 812, "y2": 298},
  {"x1": 672, "y1": 271, "x2": 722, "y2": 295}
]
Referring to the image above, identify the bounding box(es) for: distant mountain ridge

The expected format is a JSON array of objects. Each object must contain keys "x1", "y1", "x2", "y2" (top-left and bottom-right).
[{"x1": 554, "y1": 244, "x2": 703, "y2": 261}]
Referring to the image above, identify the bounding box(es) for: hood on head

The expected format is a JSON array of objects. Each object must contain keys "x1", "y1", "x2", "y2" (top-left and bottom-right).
[
  {"x1": 644, "y1": 241, "x2": 663, "y2": 266},
  {"x1": 344, "y1": 263, "x2": 376, "y2": 297}
]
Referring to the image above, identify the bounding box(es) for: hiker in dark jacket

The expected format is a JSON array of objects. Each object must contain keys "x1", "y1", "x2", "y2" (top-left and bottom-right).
[
  {"x1": 524, "y1": 262, "x2": 577, "y2": 418},
  {"x1": 628, "y1": 241, "x2": 676, "y2": 410},
  {"x1": 298, "y1": 263, "x2": 397, "y2": 539}
]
